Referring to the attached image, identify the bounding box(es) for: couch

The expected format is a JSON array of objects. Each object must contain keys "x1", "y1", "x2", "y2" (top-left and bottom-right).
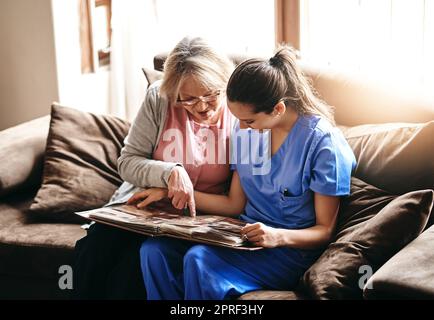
[{"x1": 0, "y1": 54, "x2": 433, "y2": 300}]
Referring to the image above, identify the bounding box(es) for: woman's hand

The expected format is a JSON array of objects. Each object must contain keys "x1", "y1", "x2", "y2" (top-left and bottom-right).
[
  {"x1": 240, "y1": 222, "x2": 283, "y2": 248},
  {"x1": 127, "y1": 188, "x2": 168, "y2": 208},
  {"x1": 168, "y1": 166, "x2": 196, "y2": 217}
]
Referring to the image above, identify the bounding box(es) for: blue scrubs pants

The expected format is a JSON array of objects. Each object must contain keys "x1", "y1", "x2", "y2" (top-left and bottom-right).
[{"x1": 140, "y1": 237, "x2": 318, "y2": 300}]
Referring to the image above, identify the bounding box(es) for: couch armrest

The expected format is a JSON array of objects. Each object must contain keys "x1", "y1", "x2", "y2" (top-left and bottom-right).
[
  {"x1": 0, "y1": 116, "x2": 50, "y2": 197},
  {"x1": 364, "y1": 225, "x2": 434, "y2": 299}
]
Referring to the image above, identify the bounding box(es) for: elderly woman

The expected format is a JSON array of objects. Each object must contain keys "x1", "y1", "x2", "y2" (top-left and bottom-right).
[{"x1": 73, "y1": 37, "x2": 234, "y2": 299}]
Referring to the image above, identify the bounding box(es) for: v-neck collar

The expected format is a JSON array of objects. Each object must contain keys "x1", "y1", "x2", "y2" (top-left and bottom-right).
[{"x1": 270, "y1": 114, "x2": 302, "y2": 160}]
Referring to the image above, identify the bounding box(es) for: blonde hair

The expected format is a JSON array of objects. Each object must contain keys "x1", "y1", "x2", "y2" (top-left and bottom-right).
[{"x1": 160, "y1": 37, "x2": 234, "y2": 103}]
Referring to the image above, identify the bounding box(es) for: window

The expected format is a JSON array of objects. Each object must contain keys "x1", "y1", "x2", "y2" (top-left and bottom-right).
[
  {"x1": 275, "y1": 0, "x2": 300, "y2": 50},
  {"x1": 79, "y1": 0, "x2": 112, "y2": 73},
  {"x1": 152, "y1": 0, "x2": 275, "y2": 56},
  {"x1": 94, "y1": 0, "x2": 112, "y2": 67},
  {"x1": 300, "y1": 0, "x2": 434, "y2": 93}
]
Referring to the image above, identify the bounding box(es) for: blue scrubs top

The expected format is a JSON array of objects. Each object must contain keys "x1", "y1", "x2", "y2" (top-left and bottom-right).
[{"x1": 230, "y1": 114, "x2": 356, "y2": 230}]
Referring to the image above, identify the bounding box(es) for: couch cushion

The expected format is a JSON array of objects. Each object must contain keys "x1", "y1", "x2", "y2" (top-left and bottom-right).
[
  {"x1": 339, "y1": 121, "x2": 434, "y2": 195},
  {"x1": 142, "y1": 67, "x2": 163, "y2": 88},
  {"x1": 302, "y1": 64, "x2": 434, "y2": 126},
  {"x1": 238, "y1": 290, "x2": 307, "y2": 300},
  {"x1": 363, "y1": 225, "x2": 434, "y2": 299},
  {"x1": 301, "y1": 178, "x2": 433, "y2": 299},
  {"x1": 30, "y1": 103, "x2": 131, "y2": 222},
  {"x1": 0, "y1": 116, "x2": 50, "y2": 197},
  {"x1": 0, "y1": 190, "x2": 85, "y2": 280}
]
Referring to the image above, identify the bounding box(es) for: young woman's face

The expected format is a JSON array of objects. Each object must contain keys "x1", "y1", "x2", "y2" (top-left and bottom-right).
[
  {"x1": 177, "y1": 76, "x2": 224, "y2": 125},
  {"x1": 227, "y1": 101, "x2": 281, "y2": 130}
]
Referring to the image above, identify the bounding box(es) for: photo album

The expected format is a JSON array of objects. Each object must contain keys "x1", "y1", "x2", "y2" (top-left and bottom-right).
[{"x1": 76, "y1": 203, "x2": 261, "y2": 250}]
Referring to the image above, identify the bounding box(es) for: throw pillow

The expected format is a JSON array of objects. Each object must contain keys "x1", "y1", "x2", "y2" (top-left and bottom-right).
[
  {"x1": 29, "y1": 103, "x2": 131, "y2": 222},
  {"x1": 142, "y1": 67, "x2": 163, "y2": 88},
  {"x1": 301, "y1": 177, "x2": 433, "y2": 299},
  {"x1": 339, "y1": 121, "x2": 434, "y2": 195},
  {"x1": 363, "y1": 224, "x2": 434, "y2": 299},
  {"x1": 0, "y1": 116, "x2": 49, "y2": 197}
]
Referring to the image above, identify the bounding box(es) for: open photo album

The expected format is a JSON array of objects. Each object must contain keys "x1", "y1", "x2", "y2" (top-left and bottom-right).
[{"x1": 75, "y1": 204, "x2": 262, "y2": 250}]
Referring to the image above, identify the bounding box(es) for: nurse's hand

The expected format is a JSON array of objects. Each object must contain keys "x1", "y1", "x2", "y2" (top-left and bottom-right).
[
  {"x1": 127, "y1": 188, "x2": 168, "y2": 209},
  {"x1": 241, "y1": 222, "x2": 282, "y2": 248},
  {"x1": 168, "y1": 166, "x2": 196, "y2": 217}
]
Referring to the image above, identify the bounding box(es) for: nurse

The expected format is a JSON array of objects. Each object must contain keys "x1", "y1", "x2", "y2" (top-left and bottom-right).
[{"x1": 137, "y1": 46, "x2": 356, "y2": 300}]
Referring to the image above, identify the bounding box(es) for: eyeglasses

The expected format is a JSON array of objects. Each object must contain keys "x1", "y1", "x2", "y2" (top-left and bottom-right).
[{"x1": 176, "y1": 90, "x2": 223, "y2": 107}]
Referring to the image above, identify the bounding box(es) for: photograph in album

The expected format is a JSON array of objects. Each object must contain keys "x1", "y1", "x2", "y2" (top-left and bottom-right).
[{"x1": 76, "y1": 204, "x2": 262, "y2": 250}]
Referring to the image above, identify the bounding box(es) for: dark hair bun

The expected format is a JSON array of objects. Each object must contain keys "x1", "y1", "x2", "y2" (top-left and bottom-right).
[{"x1": 269, "y1": 55, "x2": 282, "y2": 67}]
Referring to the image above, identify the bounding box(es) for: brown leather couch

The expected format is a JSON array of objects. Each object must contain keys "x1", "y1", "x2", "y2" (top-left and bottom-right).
[{"x1": 0, "y1": 58, "x2": 433, "y2": 299}]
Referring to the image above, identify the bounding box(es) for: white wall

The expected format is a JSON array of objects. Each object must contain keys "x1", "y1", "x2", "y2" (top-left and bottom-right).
[
  {"x1": 0, "y1": 0, "x2": 59, "y2": 130},
  {"x1": 0, "y1": 0, "x2": 110, "y2": 131}
]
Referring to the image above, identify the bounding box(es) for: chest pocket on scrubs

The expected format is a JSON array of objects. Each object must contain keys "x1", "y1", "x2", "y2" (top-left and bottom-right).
[{"x1": 279, "y1": 189, "x2": 314, "y2": 228}]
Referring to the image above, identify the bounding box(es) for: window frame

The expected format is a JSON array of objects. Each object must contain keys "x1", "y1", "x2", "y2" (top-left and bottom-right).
[
  {"x1": 79, "y1": 0, "x2": 112, "y2": 73},
  {"x1": 275, "y1": 0, "x2": 300, "y2": 50}
]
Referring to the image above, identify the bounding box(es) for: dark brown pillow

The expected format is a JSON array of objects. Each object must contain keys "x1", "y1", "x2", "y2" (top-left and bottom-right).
[
  {"x1": 0, "y1": 116, "x2": 49, "y2": 197},
  {"x1": 29, "y1": 103, "x2": 130, "y2": 222},
  {"x1": 142, "y1": 67, "x2": 163, "y2": 88},
  {"x1": 301, "y1": 177, "x2": 433, "y2": 299},
  {"x1": 339, "y1": 121, "x2": 434, "y2": 195},
  {"x1": 363, "y1": 224, "x2": 434, "y2": 299}
]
